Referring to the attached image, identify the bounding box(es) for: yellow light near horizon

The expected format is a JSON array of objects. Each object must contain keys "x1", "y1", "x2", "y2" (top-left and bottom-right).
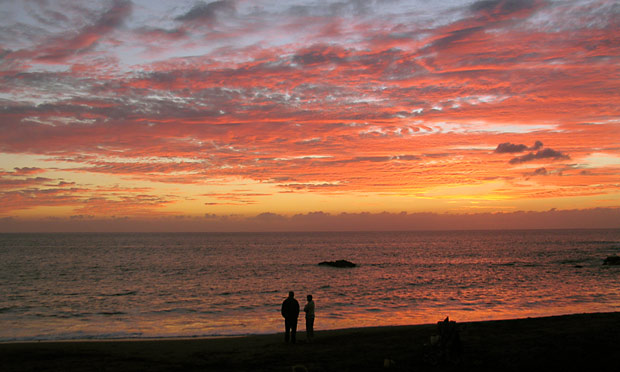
[{"x1": 420, "y1": 181, "x2": 509, "y2": 199}]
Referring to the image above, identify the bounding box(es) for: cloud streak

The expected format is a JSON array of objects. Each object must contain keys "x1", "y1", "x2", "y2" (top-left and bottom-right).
[
  {"x1": 495, "y1": 141, "x2": 543, "y2": 153},
  {"x1": 175, "y1": 0, "x2": 236, "y2": 23}
]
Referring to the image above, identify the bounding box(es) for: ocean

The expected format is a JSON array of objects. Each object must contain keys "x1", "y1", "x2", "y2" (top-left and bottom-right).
[{"x1": 1, "y1": 229, "x2": 619, "y2": 342}]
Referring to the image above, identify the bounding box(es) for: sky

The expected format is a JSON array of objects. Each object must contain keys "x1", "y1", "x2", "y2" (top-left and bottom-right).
[{"x1": 0, "y1": 0, "x2": 619, "y2": 232}]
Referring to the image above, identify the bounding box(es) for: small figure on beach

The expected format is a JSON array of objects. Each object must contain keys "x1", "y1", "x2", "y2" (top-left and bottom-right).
[
  {"x1": 304, "y1": 294, "x2": 315, "y2": 342},
  {"x1": 281, "y1": 291, "x2": 300, "y2": 343}
]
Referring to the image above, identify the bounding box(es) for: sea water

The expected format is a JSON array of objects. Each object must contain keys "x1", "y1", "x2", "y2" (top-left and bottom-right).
[{"x1": 1, "y1": 230, "x2": 619, "y2": 342}]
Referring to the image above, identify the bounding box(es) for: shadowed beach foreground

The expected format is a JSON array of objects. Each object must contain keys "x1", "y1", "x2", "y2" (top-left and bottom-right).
[{"x1": 2, "y1": 312, "x2": 619, "y2": 372}]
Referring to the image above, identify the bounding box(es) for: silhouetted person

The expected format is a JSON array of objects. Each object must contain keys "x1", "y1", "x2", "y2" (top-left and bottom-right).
[
  {"x1": 281, "y1": 291, "x2": 300, "y2": 343},
  {"x1": 304, "y1": 294, "x2": 315, "y2": 342}
]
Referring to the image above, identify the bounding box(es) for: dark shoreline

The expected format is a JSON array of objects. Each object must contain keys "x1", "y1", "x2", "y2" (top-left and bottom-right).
[{"x1": 2, "y1": 312, "x2": 619, "y2": 371}]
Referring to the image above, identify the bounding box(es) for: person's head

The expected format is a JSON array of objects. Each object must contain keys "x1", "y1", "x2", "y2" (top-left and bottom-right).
[
  {"x1": 288, "y1": 291, "x2": 294, "y2": 298},
  {"x1": 307, "y1": 294, "x2": 312, "y2": 301}
]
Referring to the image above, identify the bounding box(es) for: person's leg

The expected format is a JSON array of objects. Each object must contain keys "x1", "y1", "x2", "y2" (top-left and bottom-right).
[
  {"x1": 307, "y1": 317, "x2": 314, "y2": 340},
  {"x1": 284, "y1": 319, "x2": 291, "y2": 342},
  {"x1": 291, "y1": 318, "x2": 297, "y2": 344}
]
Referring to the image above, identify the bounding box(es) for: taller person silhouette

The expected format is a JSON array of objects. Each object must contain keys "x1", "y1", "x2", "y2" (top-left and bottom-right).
[{"x1": 281, "y1": 291, "x2": 300, "y2": 343}]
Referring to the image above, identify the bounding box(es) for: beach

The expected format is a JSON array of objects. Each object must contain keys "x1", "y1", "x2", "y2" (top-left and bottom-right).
[{"x1": 2, "y1": 312, "x2": 619, "y2": 371}]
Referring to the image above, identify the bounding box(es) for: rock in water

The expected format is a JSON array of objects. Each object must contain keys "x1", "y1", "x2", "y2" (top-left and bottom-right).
[
  {"x1": 318, "y1": 260, "x2": 357, "y2": 268},
  {"x1": 603, "y1": 256, "x2": 620, "y2": 265}
]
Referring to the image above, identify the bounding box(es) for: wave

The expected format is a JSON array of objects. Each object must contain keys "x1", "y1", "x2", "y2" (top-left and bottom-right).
[
  {"x1": 0, "y1": 329, "x2": 270, "y2": 343},
  {"x1": 155, "y1": 308, "x2": 198, "y2": 314},
  {"x1": 557, "y1": 258, "x2": 588, "y2": 265},
  {"x1": 98, "y1": 311, "x2": 126, "y2": 316},
  {"x1": 32, "y1": 312, "x2": 94, "y2": 319},
  {"x1": 101, "y1": 291, "x2": 138, "y2": 297},
  {"x1": 495, "y1": 262, "x2": 516, "y2": 266},
  {"x1": 576, "y1": 240, "x2": 620, "y2": 245},
  {"x1": 0, "y1": 331, "x2": 144, "y2": 343}
]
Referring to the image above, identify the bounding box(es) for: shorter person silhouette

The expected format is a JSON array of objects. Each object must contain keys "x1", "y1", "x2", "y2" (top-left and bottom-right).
[
  {"x1": 281, "y1": 291, "x2": 300, "y2": 343},
  {"x1": 304, "y1": 294, "x2": 315, "y2": 342}
]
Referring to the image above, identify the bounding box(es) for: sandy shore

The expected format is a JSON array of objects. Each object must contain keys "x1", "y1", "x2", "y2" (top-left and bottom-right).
[{"x1": 2, "y1": 312, "x2": 619, "y2": 371}]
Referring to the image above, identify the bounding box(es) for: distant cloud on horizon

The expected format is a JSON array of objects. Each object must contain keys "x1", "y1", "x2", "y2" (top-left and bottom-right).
[{"x1": 1, "y1": 207, "x2": 619, "y2": 233}]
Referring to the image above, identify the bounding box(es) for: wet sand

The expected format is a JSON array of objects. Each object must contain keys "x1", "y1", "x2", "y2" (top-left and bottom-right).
[{"x1": 2, "y1": 312, "x2": 619, "y2": 371}]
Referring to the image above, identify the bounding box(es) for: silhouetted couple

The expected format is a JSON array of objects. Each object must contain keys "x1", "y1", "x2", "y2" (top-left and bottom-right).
[{"x1": 281, "y1": 291, "x2": 315, "y2": 343}]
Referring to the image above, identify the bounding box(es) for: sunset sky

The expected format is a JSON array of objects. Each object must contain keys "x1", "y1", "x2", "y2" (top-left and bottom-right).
[{"x1": 1, "y1": 0, "x2": 619, "y2": 231}]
